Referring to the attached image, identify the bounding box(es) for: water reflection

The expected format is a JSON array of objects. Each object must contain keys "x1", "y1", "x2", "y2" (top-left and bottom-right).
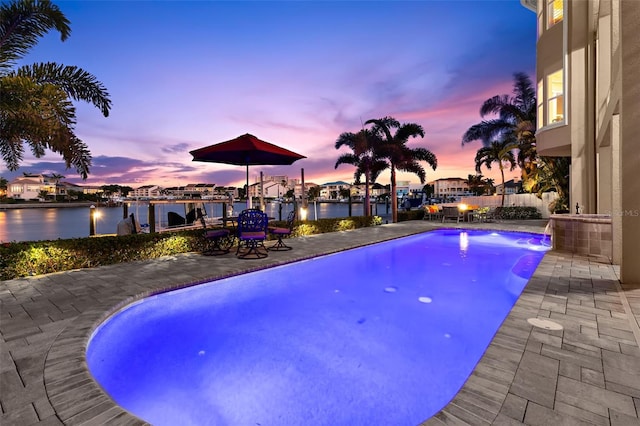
[
  {"x1": 459, "y1": 231, "x2": 469, "y2": 254},
  {"x1": 1, "y1": 201, "x2": 385, "y2": 243}
]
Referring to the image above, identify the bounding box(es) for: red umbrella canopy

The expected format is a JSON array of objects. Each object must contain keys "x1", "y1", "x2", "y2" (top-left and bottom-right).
[
  {"x1": 190, "y1": 133, "x2": 306, "y2": 209},
  {"x1": 189, "y1": 133, "x2": 306, "y2": 166}
]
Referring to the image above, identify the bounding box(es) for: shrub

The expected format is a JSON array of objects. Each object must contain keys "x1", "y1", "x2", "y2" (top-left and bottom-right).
[{"x1": 493, "y1": 206, "x2": 542, "y2": 220}]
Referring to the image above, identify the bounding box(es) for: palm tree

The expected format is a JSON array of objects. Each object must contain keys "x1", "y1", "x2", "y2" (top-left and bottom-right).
[
  {"x1": 462, "y1": 72, "x2": 572, "y2": 207},
  {"x1": 465, "y1": 174, "x2": 486, "y2": 196},
  {"x1": 474, "y1": 139, "x2": 517, "y2": 207},
  {"x1": 49, "y1": 172, "x2": 64, "y2": 200},
  {"x1": 522, "y1": 156, "x2": 570, "y2": 213},
  {"x1": 484, "y1": 177, "x2": 496, "y2": 195},
  {"x1": 462, "y1": 72, "x2": 536, "y2": 150},
  {"x1": 335, "y1": 129, "x2": 387, "y2": 216},
  {"x1": 0, "y1": 0, "x2": 112, "y2": 179},
  {"x1": 0, "y1": 176, "x2": 8, "y2": 197},
  {"x1": 307, "y1": 186, "x2": 320, "y2": 201},
  {"x1": 365, "y1": 116, "x2": 437, "y2": 223}
]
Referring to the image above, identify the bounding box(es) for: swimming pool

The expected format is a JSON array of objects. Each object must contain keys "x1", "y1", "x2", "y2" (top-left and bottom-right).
[{"x1": 87, "y1": 229, "x2": 550, "y2": 425}]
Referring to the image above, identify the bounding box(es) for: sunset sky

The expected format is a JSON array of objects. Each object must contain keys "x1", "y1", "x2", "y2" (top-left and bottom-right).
[{"x1": 2, "y1": 0, "x2": 537, "y2": 190}]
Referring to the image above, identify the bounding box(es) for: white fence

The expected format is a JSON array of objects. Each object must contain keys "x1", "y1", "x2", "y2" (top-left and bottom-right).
[{"x1": 460, "y1": 193, "x2": 558, "y2": 219}]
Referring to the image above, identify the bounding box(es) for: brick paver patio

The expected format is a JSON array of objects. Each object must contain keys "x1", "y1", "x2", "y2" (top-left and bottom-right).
[{"x1": 1, "y1": 220, "x2": 639, "y2": 425}]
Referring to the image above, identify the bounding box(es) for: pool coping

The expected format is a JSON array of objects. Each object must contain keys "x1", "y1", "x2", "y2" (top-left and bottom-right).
[{"x1": 2, "y1": 220, "x2": 639, "y2": 425}]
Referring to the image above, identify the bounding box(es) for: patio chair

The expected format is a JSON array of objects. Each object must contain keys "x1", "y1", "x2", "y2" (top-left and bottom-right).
[
  {"x1": 423, "y1": 205, "x2": 443, "y2": 221},
  {"x1": 268, "y1": 210, "x2": 296, "y2": 251},
  {"x1": 442, "y1": 206, "x2": 464, "y2": 223},
  {"x1": 235, "y1": 208, "x2": 269, "y2": 259}
]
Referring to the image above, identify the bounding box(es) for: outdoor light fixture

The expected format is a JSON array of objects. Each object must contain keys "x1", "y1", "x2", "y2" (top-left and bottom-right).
[
  {"x1": 458, "y1": 203, "x2": 469, "y2": 211},
  {"x1": 89, "y1": 205, "x2": 100, "y2": 236},
  {"x1": 300, "y1": 207, "x2": 308, "y2": 221}
]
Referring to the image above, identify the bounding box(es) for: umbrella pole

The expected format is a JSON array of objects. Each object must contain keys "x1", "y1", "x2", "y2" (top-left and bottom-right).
[{"x1": 246, "y1": 164, "x2": 251, "y2": 209}]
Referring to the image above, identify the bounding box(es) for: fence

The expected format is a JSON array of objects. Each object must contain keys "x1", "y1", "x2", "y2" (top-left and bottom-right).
[{"x1": 460, "y1": 193, "x2": 558, "y2": 219}]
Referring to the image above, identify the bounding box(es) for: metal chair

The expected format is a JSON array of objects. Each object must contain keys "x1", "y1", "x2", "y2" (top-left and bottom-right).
[
  {"x1": 268, "y1": 210, "x2": 296, "y2": 251},
  {"x1": 235, "y1": 209, "x2": 269, "y2": 259}
]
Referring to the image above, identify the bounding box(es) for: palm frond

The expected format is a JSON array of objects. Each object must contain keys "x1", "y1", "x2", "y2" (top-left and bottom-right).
[
  {"x1": 461, "y1": 119, "x2": 510, "y2": 145},
  {"x1": 411, "y1": 147, "x2": 437, "y2": 170},
  {"x1": 334, "y1": 153, "x2": 359, "y2": 169},
  {"x1": 335, "y1": 131, "x2": 357, "y2": 150},
  {"x1": 394, "y1": 123, "x2": 425, "y2": 143},
  {"x1": 15, "y1": 62, "x2": 112, "y2": 116},
  {"x1": 369, "y1": 160, "x2": 389, "y2": 182},
  {"x1": 0, "y1": 131, "x2": 24, "y2": 171},
  {"x1": 480, "y1": 94, "x2": 510, "y2": 117},
  {"x1": 0, "y1": 0, "x2": 71, "y2": 72},
  {"x1": 512, "y1": 72, "x2": 536, "y2": 111},
  {"x1": 397, "y1": 160, "x2": 427, "y2": 184}
]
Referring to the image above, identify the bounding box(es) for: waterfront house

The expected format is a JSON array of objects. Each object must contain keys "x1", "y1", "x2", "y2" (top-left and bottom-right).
[
  {"x1": 430, "y1": 177, "x2": 473, "y2": 202},
  {"x1": 319, "y1": 181, "x2": 351, "y2": 200},
  {"x1": 7, "y1": 174, "x2": 57, "y2": 200},
  {"x1": 495, "y1": 179, "x2": 522, "y2": 196},
  {"x1": 371, "y1": 183, "x2": 389, "y2": 199},
  {"x1": 131, "y1": 185, "x2": 163, "y2": 199}
]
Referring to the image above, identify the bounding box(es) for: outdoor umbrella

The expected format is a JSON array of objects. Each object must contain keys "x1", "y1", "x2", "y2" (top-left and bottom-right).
[{"x1": 190, "y1": 133, "x2": 306, "y2": 209}]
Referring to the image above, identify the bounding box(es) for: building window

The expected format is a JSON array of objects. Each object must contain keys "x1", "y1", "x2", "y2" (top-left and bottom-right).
[
  {"x1": 537, "y1": 80, "x2": 544, "y2": 129},
  {"x1": 10, "y1": 184, "x2": 23, "y2": 193},
  {"x1": 547, "y1": 0, "x2": 563, "y2": 28},
  {"x1": 547, "y1": 69, "x2": 564, "y2": 124}
]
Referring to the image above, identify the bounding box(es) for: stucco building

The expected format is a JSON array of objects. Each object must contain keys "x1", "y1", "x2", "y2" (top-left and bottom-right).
[
  {"x1": 430, "y1": 177, "x2": 472, "y2": 201},
  {"x1": 7, "y1": 174, "x2": 57, "y2": 199},
  {"x1": 522, "y1": 0, "x2": 639, "y2": 282}
]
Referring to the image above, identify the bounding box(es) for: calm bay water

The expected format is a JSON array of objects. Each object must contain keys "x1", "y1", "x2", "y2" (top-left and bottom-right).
[{"x1": 0, "y1": 201, "x2": 389, "y2": 243}]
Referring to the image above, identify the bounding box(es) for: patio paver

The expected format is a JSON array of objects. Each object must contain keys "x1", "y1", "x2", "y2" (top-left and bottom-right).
[{"x1": 1, "y1": 220, "x2": 639, "y2": 425}]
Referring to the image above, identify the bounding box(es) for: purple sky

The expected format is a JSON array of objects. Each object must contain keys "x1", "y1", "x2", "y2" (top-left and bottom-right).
[{"x1": 3, "y1": 0, "x2": 536, "y2": 189}]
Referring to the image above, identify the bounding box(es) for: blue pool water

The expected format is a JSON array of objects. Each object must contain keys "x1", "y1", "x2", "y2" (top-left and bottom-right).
[{"x1": 87, "y1": 229, "x2": 550, "y2": 425}]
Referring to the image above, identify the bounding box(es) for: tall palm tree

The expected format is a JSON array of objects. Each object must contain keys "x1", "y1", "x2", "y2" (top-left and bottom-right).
[
  {"x1": 0, "y1": 0, "x2": 112, "y2": 179},
  {"x1": 365, "y1": 116, "x2": 437, "y2": 223},
  {"x1": 462, "y1": 72, "x2": 571, "y2": 207},
  {"x1": 474, "y1": 139, "x2": 517, "y2": 207},
  {"x1": 462, "y1": 72, "x2": 538, "y2": 190},
  {"x1": 335, "y1": 128, "x2": 387, "y2": 216},
  {"x1": 462, "y1": 72, "x2": 539, "y2": 187}
]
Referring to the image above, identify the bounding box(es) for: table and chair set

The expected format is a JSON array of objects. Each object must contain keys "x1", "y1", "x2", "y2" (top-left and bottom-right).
[{"x1": 202, "y1": 208, "x2": 296, "y2": 259}]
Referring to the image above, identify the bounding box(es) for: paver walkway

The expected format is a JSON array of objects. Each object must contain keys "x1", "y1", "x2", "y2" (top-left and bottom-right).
[{"x1": 1, "y1": 220, "x2": 639, "y2": 425}]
